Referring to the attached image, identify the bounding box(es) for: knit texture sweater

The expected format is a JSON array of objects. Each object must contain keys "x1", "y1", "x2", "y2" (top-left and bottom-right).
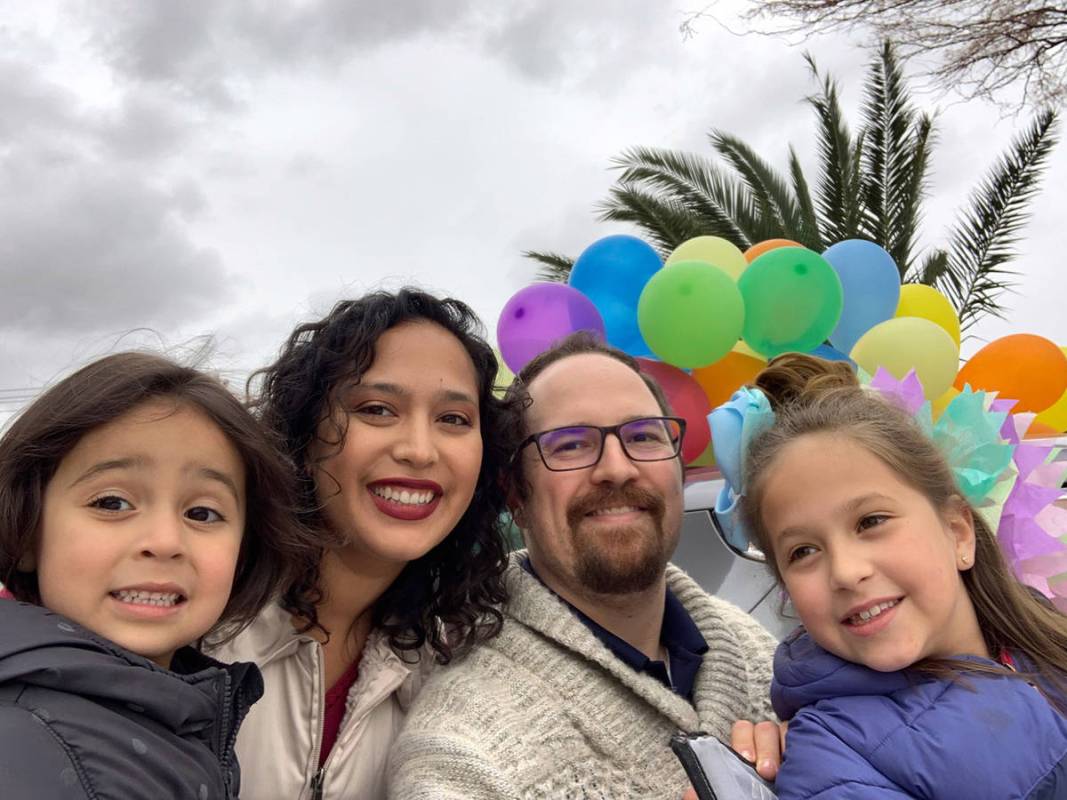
[{"x1": 387, "y1": 561, "x2": 778, "y2": 800}]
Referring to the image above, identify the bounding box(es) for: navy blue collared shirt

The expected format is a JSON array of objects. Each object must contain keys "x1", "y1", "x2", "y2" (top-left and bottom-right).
[{"x1": 522, "y1": 558, "x2": 709, "y2": 700}]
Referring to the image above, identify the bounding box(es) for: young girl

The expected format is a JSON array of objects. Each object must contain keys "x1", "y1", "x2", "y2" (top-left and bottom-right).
[
  {"x1": 208, "y1": 288, "x2": 514, "y2": 799},
  {"x1": 0, "y1": 352, "x2": 315, "y2": 799},
  {"x1": 726, "y1": 353, "x2": 1067, "y2": 799}
]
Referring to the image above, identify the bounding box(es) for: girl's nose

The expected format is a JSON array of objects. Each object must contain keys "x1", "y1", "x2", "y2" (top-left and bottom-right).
[
  {"x1": 827, "y1": 544, "x2": 873, "y2": 590},
  {"x1": 138, "y1": 512, "x2": 187, "y2": 560},
  {"x1": 392, "y1": 420, "x2": 438, "y2": 467}
]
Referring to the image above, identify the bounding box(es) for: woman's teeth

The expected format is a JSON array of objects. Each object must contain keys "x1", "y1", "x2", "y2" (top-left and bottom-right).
[
  {"x1": 848, "y1": 599, "x2": 899, "y2": 625},
  {"x1": 112, "y1": 590, "x2": 182, "y2": 607},
  {"x1": 372, "y1": 486, "x2": 436, "y2": 506}
]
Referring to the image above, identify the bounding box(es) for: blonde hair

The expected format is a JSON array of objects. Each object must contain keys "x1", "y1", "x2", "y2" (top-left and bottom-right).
[{"x1": 741, "y1": 353, "x2": 1067, "y2": 705}]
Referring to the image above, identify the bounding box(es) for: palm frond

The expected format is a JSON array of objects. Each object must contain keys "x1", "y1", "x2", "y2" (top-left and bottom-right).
[
  {"x1": 596, "y1": 185, "x2": 714, "y2": 255},
  {"x1": 710, "y1": 131, "x2": 804, "y2": 237},
  {"x1": 911, "y1": 248, "x2": 950, "y2": 285},
  {"x1": 788, "y1": 145, "x2": 824, "y2": 249},
  {"x1": 607, "y1": 146, "x2": 760, "y2": 247},
  {"x1": 859, "y1": 41, "x2": 931, "y2": 275},
  {"x1": 805, "y1": 53, "x2": 863, "y2": 242},
  {"x1": 937, "y1": 109, "x2": 1059, "y2": 331},
  {"x1": 523, "y1": 250, "x2": 575, "y2": 283}
]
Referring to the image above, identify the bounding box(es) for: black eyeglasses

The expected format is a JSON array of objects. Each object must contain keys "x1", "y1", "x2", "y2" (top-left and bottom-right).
[{"x1": 516, "y1": 416, "x2": 686, "y2": 472}]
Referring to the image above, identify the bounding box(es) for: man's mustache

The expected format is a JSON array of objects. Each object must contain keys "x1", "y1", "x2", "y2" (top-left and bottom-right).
[{"x1": 566, "y1": 485, "x2": 665, "y2": 529}]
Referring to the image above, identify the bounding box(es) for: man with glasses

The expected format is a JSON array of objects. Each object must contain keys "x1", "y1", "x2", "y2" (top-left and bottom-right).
[{"x1": 389, "y1": 333, "x2": 779, "y2": 800}]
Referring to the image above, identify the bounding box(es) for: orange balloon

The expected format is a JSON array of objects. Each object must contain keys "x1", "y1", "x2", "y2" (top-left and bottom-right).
[
  {"x1": 954, "y1": 334, "x2": 1067, "y2": 413},
  {"x1": 693, "y1": 351, "x2": 766, "y2": 409},
  {"x1": 743, "y1": 239, "x2": 802, "y2": 263},
  {"x1": 1025, "y1": 420, "x2": 1061, "y2": 439}
]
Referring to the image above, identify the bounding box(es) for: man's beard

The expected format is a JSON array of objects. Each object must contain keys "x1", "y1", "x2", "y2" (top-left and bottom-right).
[{"x1": 565, "y1": 485, "x2": 676, "y2": 595}]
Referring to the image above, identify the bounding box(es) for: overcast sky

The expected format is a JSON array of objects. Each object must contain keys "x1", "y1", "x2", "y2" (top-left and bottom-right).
[{"x1": 2, "y1": 1, "x2": 1065, "y2": 424}]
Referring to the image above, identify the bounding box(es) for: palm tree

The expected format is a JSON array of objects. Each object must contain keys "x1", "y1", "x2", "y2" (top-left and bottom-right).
[{"x1": 526, "y1": 42, "x2": 1058, "y2": 333}]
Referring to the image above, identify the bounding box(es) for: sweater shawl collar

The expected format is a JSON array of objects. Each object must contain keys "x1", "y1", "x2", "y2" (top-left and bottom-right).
[{"x1": 502, "y1": 556, "x2": 755, "y2": 732}]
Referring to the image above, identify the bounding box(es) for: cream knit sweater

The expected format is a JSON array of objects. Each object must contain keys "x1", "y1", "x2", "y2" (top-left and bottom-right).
[{"x1": 387, "y1": 561, "x2": 778, "y2": 800}]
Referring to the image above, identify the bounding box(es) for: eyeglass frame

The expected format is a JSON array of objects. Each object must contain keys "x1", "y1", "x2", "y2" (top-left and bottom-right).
[{"x1": 514, "y1": 415, "x2": 687, "y2": 472}]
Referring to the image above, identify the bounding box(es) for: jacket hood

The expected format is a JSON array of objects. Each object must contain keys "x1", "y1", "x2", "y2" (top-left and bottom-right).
[
  {"x1": 770, "y1": 629, "x2": 912, "y2": 720},
  {"x1": 0, "y1": 600, "x2": 262, "y2": 738}
]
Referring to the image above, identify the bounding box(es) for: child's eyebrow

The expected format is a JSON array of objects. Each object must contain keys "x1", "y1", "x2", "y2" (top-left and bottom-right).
[
  {"x1": 191, "y1": 466, "x2": 242, "y2": 503},
  {"x1": 68, "y1": 458, "x2": 240, "y2": 503},
  {"x1": 68, "y1": 457, "x2": 143, "y2": 488}
]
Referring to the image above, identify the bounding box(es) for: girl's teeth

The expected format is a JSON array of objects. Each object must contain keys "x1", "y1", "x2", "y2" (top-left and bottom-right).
[
  {"x1": 373, "y1": 486, "x2": 435, "y2": 506},
  {"x1": 113, "y1": 590, "x2": 181, "y2": 607},
  {"x1": 849, "y1": 600, "x2": 898, "y2": 625}
]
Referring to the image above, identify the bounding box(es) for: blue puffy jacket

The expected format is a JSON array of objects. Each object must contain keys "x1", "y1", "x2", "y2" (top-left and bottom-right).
[{"x1": 771, "y1": 630, "x2": 1067, "y2": 799}]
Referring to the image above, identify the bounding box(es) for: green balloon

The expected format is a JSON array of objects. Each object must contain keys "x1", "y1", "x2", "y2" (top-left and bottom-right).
[
  {"x1": 637, "y1": 260, "x2": 744, "y2": 368},
  {"x1": 738, "y1": 247, "x2": 843, "y2": 358}
]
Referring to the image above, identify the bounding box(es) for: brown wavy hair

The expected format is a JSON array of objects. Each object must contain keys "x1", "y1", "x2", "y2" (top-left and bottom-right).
[
  {"x1": 0, "y1": 352, "x2": 315, "y2": 642},
  {"x1": 742, "y1": 353, "x2": 1067, "y2": 708},
  {"x1": 249, "y1": 288, "x2": 513, "y2": 664}
]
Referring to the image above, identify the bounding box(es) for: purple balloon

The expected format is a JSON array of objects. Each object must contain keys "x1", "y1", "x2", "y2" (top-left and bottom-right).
[{"x1": 497, "y1": 283, "x2": 606, "y2": 373}]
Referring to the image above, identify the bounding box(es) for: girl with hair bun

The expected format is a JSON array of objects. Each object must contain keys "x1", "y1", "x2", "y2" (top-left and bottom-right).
[{"x1": 717, "y1": 352, "x2": 1067, "y2": 799}]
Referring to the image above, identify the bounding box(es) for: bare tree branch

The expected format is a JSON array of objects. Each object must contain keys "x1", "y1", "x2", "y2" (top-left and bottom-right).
[{"x1": 683, "y1": 1, "x2": 1067, "y2": 109}]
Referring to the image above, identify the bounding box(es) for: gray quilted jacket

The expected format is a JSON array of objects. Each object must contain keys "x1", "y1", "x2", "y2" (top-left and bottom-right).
[{"x1": 0, "y1": 600, "x2": 262, "y2": 799}]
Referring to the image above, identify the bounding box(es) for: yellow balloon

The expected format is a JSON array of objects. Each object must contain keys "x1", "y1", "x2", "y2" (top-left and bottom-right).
[
  {"x1": 665, "y1": 236, "x2": 747, "y2": 281},
  {"x1": 895, "y1": 284, "x2": 961, "y2": 347},
  {"x1": 931, "y1": 387, "x2": 960, "y2": 420},
  {"x1": 850, "y1": 317, "x2": 960, "y2": 399},
  {"x1": 1035, "y1": 347, "x2": 1067, "y2": 433},
  {"x1": 493, "y1": 347, "x2": 516, "y2": 398},
  {"x1": 732, "y1": 339, "x2": 765, "y2": 360}
]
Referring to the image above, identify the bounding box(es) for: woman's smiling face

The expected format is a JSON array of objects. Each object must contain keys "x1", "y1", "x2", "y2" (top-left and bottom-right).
[{"x1": 311, "y1": 320, "x2": 483, "y2": 569}]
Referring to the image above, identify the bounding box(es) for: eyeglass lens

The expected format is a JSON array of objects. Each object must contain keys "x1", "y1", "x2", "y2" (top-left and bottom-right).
[{"x1": 537, "y1": 417, "x2": 681, "y2": 469}]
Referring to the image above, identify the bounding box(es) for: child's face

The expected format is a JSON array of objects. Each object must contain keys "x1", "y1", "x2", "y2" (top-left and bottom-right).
[
  {"x1": 760, "y1": 432, "x2": 987, "y2": 671},
  {"x1": 310, "y1": 320, "x2": 483, "y2": 573},
  {"x1": 33, "y1": 399, "x2": 246, "y2": 668}
]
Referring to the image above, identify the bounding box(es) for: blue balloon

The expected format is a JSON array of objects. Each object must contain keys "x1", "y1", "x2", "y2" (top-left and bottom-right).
[
  {"x1": 822, "y1": 240, "x2": 901, "y2": 355},
  {"x1": 810, "y1": 343, "x2": 857, "y2": 369},
  {"x1": 569, "y1": 235, "x2": 662, "y2": 354}
]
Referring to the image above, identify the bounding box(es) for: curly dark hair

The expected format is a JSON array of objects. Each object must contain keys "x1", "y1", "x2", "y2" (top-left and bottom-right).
[
  {"x1": 250, "y1": 288, "x2": 514, "y2": 664},
  {"x1": 0, "y1": 352, "x2": 316, "y2": 641}
]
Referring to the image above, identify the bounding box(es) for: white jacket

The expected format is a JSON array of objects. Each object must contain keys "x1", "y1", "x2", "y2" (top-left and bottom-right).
[{"x1": 209, "y1": 603, "x2": 429, "y2": 800}]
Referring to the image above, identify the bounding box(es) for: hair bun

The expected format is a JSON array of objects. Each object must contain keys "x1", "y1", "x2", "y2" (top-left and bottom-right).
[{"x1": 754, "y1": 352, "x2": 860, "y2": 412}]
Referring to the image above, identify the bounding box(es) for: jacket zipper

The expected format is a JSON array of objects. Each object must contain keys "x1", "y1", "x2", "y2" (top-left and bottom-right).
[
  {"x1": 309, "y1": 643, "x2": 327, "y2": 800},
  {"x1": 310, "y1": 766, "x2": 326, "y2": 800}
]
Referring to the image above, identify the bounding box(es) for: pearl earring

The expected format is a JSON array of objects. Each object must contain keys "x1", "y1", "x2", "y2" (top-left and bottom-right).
[{"x1": 960, "y1": 554, "x2": 970, "y2": 565}]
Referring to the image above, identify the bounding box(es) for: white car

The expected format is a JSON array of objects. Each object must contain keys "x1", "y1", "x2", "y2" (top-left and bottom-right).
[{"x1": 677, "y1": 467, "x2": 796, "y2": 640}]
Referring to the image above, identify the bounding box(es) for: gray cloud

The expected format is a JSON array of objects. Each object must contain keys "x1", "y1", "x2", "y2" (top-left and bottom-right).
[{"x1": 0, "y1": 153, "x2": 231, "y2": 335}]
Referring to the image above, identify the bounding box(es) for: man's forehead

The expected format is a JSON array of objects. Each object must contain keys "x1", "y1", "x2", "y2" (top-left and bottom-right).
[{"x1": 525, "y1": 353, "x2": 660, "y2": 429}]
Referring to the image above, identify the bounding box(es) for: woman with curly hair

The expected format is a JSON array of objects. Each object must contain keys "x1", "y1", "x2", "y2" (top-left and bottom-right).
[{"x1": 209, "y1": 289, "x2": 514, "y2": 799}]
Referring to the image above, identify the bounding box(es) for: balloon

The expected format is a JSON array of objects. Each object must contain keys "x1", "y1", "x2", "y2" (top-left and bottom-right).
[
  {"x1": 692, "y1": 351, "x2": 766, "y2": 410},
  {"x1": 732, "y1": 339, "x2": 763, "y2": 360},
  {"x1": 955, "y1": 334, "x2": 1067, "y2": 413},
  {"x1": 810, "y1": 343, "x2": 855, "y2": 366},
  {"x1": 636, "y1": 358, "x2": 712, "y2": 464},
  {"x1": 931, "y1": 387, "x2": 960, "y2": 420},
  {"x1": 688, "y1": 440, "x2": 716, "y2": 468},
  {"x1": 496, "y1": 283, "x2": 605, "y2": 374},
  {"x1": 738, "y1": 247, "x2": 843, "y2": 358},
  {"x1": 1036, "y1": 349, "x2": 1067, "y2": 432},
  {"x1": 744, "y1": 239, "x2": 802, "y2": 263},
  {"x1": 895, "y1": 284, "x2": 961, "y2": 347},
  {"x1": 492, "y1": 347, "x2": 516, "y2": 398},
  {"x1": 569, "y1": 235, "x2": 662, "y2": 355},
  {"x1": 637, "y1": 260, "x2": 744, "y2": 368},
  {"x1": 666, "y1": 236, "x2": 747, "y2": 280},
  {"x1": 850, "y1": 317, "x2": 959, "y2": 399},
  {"x1": 823, "y1": 240, "x2": 901, "y2": 355}
]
